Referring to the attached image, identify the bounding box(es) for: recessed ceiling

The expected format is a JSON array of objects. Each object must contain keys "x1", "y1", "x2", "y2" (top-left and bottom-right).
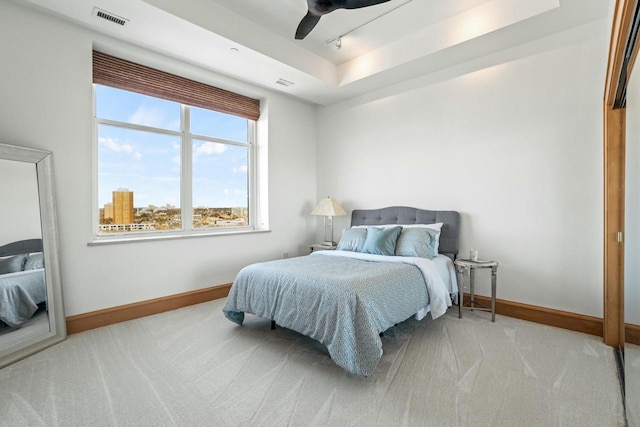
[
  {"x1": 211, "y1": 0, "x2": 494, "y2": 65},
  {"x1": 22, "y1": 0, "x2": 610, "y2": 105}
]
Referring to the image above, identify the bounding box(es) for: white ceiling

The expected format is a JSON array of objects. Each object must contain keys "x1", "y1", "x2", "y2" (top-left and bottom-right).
[
  {"x1": 211, "y1": 0, "x2": 494, "y2": 65},
  {"x1": 22, "y1": 0, "x2": 610, "y2": 105}
]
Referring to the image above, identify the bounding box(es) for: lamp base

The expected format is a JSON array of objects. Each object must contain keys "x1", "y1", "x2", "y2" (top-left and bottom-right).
[{"x1": 320, "y1": 241, "x2": 336, "y2": 247}]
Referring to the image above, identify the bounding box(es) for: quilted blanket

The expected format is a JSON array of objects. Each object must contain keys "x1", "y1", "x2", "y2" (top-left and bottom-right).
[
  {"x1": 0, "y1": 269, "x2": 46, "y2": 328},
  {"x1": 223, "y1": 251, "x2": 450, "y2": 376}
]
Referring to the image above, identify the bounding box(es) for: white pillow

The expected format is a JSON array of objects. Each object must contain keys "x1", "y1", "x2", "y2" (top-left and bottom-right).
[
  {"x1": 403, "y1": 223, "x2": 442, "y2": 254},
  {"x1": 352, "y1": 223, "x2": 443, "y2": 254}
]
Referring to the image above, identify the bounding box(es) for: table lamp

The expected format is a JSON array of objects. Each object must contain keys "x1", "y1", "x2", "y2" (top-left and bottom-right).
[{"x1": 310, "y1": 196, "x2": 346, "y2": 246}]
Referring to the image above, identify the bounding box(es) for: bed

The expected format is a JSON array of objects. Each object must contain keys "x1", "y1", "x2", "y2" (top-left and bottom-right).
[
  {"x1": 0, "y1": 239, "x2": 47, "y2": 328},
  {"x1": 223, "y1": 206, "x2": 460, "y2": 376}
]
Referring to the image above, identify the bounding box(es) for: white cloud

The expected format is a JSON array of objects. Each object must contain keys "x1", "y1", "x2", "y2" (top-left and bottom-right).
[
  {"x1": 171, "y1": 155, "x2": 180, "y2": 166},
  {"x1": 223, "y1": 189, "x2": 231, "y2": 195},
  {"x1": 195, "y1": 141, "x2": 226, "y2": 155},
  {"x1": 99, "y1": 137, "x2": 133, "y2": 153},
  {"x1": 233, "y1": 165, "x2": 248, "y2": 174},
  {"x1": 128, "y1": 106, "x2": 170, "y2": 129},
  {"x1": 133, "y1": 152, "x2": 142, "y2": 160},
  {"x1": 168, "y1": 119, "x2": 181, "y2": 131}
]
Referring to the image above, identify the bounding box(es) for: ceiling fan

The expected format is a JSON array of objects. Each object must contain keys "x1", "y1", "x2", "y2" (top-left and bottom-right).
[{"x1": 295, "y1": 0, "x2": 392, "y2": 40}]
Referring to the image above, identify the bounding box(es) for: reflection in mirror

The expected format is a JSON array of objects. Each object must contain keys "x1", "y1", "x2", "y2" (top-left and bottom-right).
[
  {"x1": 0, "y1": 143, "x2": 65, "y2": 368},
  {"x1": 626, "y1": 54, "x2": 640, "y2": 426},
  {"x1": 0, "y1": 159, "x2": 48, "y2": 344}
]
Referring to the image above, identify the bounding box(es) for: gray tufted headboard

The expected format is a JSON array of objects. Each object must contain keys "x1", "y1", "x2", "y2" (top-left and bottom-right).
[
  {"x1": 351, "y1": 206, "x2": 460, "y2": 260},
  {"x1": 0, "y1": 239, "x2": 43, "y2": 257}
]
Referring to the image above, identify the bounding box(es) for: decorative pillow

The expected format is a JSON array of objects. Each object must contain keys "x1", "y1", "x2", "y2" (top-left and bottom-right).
[
  {"x1": 354, "y1": 223, "x2": 443, "y2": 254},
  {"x1": 0, "y1": 254, "x2": 27, "y2": 275},
  {"x1": 360, "y1": 226, "x2": 402, "y2": 256},
  {"x1": 24, "y1": 252, "x2": 44, "y2": 270},
  {"x1": 395, "y1": 227, "x2": 439, "y2": 259},
  {"x1": 336, "y1": 228, "x2": 367, "y2": 252},
  {"x1": 401, "y1": 223, "x2": 443, "y2": 254}
]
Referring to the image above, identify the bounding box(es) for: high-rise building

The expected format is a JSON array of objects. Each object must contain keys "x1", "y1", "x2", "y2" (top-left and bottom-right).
[
  {"x1": 103, "y1": 203, "x2": 113, "y2": 220},
  {"x1": 113, "y1": 188, "x2": 134, "y2": 224}
]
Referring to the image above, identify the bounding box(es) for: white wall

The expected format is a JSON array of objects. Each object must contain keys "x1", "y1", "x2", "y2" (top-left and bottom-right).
[
  {"x1": 0, "y1": 2, "x2": 317, "y2": 316},
  {"x1": 0, "y1": 159, "x2": 41, "y2": 245},
  {"x1": 626, "y1": 59, "x2": 640, "y2": 326},
  {"x1": 317, "y1": 22, "x2": 609, "y2": 317}
]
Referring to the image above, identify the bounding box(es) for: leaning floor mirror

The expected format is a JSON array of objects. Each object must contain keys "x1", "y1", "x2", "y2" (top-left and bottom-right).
[{"x1": 0, "y1": 142, "x2": 66, "y2": 368}]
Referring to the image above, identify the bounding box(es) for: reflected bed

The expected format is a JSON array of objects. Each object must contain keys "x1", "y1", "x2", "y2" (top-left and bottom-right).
[{"x1": 0, "y1": 239, "x2": 46, "y2": 328}]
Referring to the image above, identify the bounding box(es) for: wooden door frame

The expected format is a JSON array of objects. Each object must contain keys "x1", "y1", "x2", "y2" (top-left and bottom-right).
[{"x1": 603, "y1": 0, "x2": 639, "y2": 347}]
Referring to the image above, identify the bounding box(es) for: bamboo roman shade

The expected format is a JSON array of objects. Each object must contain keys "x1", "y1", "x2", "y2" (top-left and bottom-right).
[{"x1": 92, "y1": 51, "x2": 260, "y2": 121}]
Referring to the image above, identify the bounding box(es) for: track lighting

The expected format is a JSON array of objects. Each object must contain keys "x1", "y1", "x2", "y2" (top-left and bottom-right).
[{"x1": 325, "y1": 0, "x2": 413, "y2": 50}]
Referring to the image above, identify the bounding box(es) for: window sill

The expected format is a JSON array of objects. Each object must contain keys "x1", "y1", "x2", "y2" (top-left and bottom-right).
[{"x1": 87, "y1": 228, "x2": 271, "y2": 246}]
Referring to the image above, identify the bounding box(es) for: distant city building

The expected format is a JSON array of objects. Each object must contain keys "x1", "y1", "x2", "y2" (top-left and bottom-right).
[
  {"x1": 231, "y1": 207, "x2": 248, "y2": 218},
  {"x1": 113, "y1": 188, "x2": 134, "y2": 224},
  {"x1": 99, "y1": 223, "x2": 155, "y2": 232},
  {"x1": 103, "y1": 203, "x2": 113, "y2": 220},
  {"x1": 99, "y1": 193, "x2": 247, "y2": 232},
  {"x1": 216, "y1": 218, "x2": 246, "y2": 226}
]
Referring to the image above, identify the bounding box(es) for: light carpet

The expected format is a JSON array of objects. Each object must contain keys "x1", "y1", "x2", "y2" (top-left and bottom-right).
[
  {"x1": 627, "y1": 343, "x2": 640, "y2": 426},
  {"x1": 0, "y1": 299, "x2": 625, "y2": 426}
]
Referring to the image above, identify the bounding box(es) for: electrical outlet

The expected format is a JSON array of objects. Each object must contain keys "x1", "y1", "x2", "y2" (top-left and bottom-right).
[{"x1": 283, "y1": 252, "x2": 289, "y2": 259}]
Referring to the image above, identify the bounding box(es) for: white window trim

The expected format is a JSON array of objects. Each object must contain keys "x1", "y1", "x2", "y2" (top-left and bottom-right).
[{"x1": 90, "y1": 84, "x2": 263, "y2": 244}]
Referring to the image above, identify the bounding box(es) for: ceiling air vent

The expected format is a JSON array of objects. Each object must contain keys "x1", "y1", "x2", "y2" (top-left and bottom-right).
[
  {"x1": 276, "y1": 78, "x2": 294, "y2": 87},
  {"x1": 93, "y1": 8, "x2": 128, "y2": 26}
]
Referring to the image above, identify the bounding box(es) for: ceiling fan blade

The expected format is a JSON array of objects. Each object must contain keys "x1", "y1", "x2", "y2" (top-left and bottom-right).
[
  {"x1": 343, "y1": 0, "x2": 392, "y2": 9},
  {"x1": 295, "y1": 11, "x2": 322, "y2": 40}
]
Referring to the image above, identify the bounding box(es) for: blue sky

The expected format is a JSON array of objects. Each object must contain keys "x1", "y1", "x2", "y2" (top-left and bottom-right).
[{"x1": 96, "y1": 85, "x2": 249, "y2": 209}]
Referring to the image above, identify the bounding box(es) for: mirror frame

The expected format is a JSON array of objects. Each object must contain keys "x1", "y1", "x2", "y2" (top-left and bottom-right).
[{"x1": 0, "y1": 142, "x2": 66, "y2": 368}]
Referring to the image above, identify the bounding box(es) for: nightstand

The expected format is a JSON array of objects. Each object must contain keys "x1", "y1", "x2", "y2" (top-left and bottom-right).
[
  {"x1": 454, "y1": 259, "x2": 499, "y2": 322},
  {"x1": 309, "y1": 243, "x2": 336, "y2": 253}
]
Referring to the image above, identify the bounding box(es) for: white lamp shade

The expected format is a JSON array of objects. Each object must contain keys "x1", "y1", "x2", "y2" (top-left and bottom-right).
[{"x1": 310, "y1": 197, "x2": 346, "y2": 216}]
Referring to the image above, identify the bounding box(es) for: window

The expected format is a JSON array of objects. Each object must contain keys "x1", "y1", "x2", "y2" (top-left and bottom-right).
[{"x1": 92, "y1": 52, "x2": 260, "y2": 239}]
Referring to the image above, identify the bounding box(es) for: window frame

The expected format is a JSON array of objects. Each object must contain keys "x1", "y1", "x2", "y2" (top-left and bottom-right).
[{"x1": 91, "y1": 84, "x2": 258, "y2": 243}]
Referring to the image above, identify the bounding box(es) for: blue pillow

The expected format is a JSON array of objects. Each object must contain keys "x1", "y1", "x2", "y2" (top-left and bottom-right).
[
  {"x1": 360, "y1": 226, "x2": 402, "y2": 256},
  {"x1": 24, "y1": 252, "x2": 44, "y2": 270},
  {"x1": 395, "y1": 227, "x2": 439, "y2": 259},
  {"x1": 0, "y1": 254, "x2": 27, "y2": 275},
  {"x1": 336, "y1": 228, "x2": 367, "y2": 252}
]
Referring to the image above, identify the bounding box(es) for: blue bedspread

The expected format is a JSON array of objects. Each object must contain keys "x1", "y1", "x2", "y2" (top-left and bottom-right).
[
  {"x1": 0, "y1": 269, "x2": 46, "y2": 328},
  {"x1": 223, "y1": 251, "x2": 450, "y2": 376}
]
